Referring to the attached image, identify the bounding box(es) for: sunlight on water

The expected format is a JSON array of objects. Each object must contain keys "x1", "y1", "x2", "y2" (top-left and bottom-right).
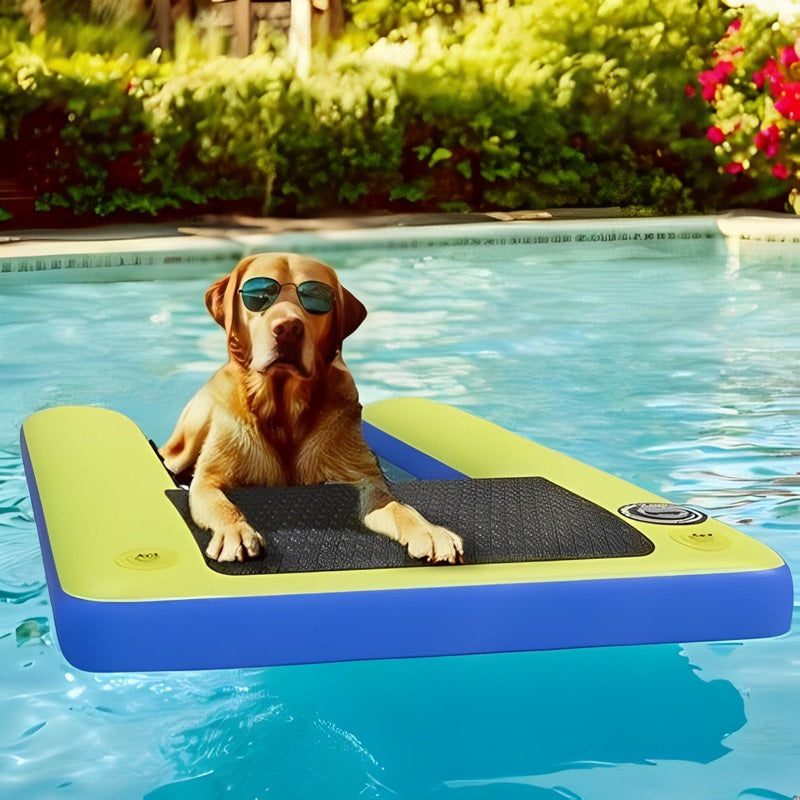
[{"x1": 0, "y1": 229, "x2": 798, "y2": 799}]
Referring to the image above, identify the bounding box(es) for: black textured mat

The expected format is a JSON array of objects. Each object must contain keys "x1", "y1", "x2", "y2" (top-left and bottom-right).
[{"x1": 166, "y1": 478, "x2": 654, "y2": 575}]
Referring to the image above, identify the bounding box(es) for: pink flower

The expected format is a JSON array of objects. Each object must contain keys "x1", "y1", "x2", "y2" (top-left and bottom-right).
[
  {"x1": 707, "y1": 126, "x2": 726, "y2": 144},
  {"x1": 684, "y1": 83, "x2": 697, "y2": 98},
  {"x1": 725, "y1": 162, "x2": 745, "y2": 174},
  {"x1": 753, "y1": 58, "x2": 783, "y2": 93},
  {"x1": 780, "y1": 45, "x2": 800, "y2": 67},
  {"x1": 698, "y1": 61, "x2": 735, "y2": 101},
  {"x1": 726, "y1": 18, "x2": 743, "y2": 35},
  {"x1": 754, "y1": 125, "x2": 781, "y2": 158},
  {"x1": 772, "y1": 162, "x2": 791, "y2": 179},
  {"x1": 774, "y1": 82, "x2": 800, "y2": 119}
]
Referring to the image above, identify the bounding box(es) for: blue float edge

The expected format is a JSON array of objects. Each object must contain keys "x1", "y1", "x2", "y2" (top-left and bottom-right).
[{"x1": 362, "y1": 421, "x2": 468, "y2": 480}]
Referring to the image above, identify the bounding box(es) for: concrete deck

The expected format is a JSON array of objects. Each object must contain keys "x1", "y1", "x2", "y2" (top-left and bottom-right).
[{"x1": 1, "y1": 209, "x2": 799, "y2": 281}]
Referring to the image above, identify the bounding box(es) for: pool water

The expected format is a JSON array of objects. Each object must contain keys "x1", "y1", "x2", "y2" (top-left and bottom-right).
[{"x1": 1, "y1": 223, "x2": 799, "y2": 799}]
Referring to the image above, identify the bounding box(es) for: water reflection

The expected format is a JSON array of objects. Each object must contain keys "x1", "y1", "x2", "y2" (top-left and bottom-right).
[{"x1": 149, "y1": 645, "x2": 745, "y2": 798}]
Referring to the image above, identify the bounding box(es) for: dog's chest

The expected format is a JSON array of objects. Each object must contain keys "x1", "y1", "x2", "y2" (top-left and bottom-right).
[{"x1": 236, "y1": 417, "x2": 324, "y2": 486}]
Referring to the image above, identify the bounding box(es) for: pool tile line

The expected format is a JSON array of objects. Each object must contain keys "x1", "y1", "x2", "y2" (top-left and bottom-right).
[{"x1": 0, "y1": 212, "x2": 798, "y2": 280}]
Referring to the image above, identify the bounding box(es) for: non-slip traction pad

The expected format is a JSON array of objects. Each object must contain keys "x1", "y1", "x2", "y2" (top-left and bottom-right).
[{"x1": 166, "y1": 477, "x2": 655, "y2": 576}]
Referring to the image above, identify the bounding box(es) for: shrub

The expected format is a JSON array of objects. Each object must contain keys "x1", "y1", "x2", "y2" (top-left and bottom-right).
[
  {"x1": 0, "y1": 27, "x2": 178, "y2": 217},
  {"x1": 373, "y1": 0, "x2": 729, "y2": 213},
  {"x1": 343, "y1": 0, "x2": 467, "y2": 46},
  {"x1": 694, "y1": 5, "x2": 800, "y2": 210},
  {"x1": 147, "y1": 48, "x2": 403, "y2": 215},
  {"x1": 0, "y1": 0, "x2": 753, "y2": 222}
]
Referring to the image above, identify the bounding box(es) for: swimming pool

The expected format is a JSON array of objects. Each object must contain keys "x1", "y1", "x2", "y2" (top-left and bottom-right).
[{"x1": 1, "y1": 216, "x2": 798, "y2": 798}]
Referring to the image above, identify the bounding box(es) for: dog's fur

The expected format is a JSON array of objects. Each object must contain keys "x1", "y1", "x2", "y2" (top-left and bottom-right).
[{"x1": 160, "y1": 253, "x2": 464, "y2": 564}]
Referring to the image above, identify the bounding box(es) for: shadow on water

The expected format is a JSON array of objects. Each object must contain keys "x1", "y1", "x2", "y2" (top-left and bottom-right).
[{"x1": 146, "y1": 643, "x2": 745, "y2": 799}]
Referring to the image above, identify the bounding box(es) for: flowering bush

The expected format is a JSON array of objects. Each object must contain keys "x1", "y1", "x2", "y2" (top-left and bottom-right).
[{"x1": 695, "y1": 6, "x2": 800, "y2": 209}]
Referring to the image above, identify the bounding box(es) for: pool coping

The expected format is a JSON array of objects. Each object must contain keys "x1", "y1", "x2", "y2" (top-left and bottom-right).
[{"x1": 1, "y1": 209, "x2": 798, "y2": 280}]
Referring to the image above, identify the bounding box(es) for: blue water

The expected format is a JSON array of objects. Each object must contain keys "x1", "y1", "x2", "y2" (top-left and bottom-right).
[{"x1": 1, "y1": 225, "x2": 799, "y2": 798}]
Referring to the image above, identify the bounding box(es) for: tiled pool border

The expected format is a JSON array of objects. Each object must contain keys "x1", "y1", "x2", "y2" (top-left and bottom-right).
[{"x1": 0, "y1": 213, "x2": 798, "y2": 280}]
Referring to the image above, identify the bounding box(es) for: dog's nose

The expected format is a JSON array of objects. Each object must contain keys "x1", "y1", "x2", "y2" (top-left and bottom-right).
[{"x1": 272, "y1": 316, "x2": 304, "y2": 342}]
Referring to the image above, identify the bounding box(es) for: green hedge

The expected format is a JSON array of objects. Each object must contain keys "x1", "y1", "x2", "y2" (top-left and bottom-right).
[{"x1": 0, "y1": 0, "x2": 789, "y2": 223}]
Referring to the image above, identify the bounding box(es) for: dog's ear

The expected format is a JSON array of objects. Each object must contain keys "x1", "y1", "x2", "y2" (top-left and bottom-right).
[
  {"x1": 339, "y1": 286, "x2": 367, "y2": 341},
  {"x1": 323, "y1": 284, "x2": 366, "y2": 364},
  {"x1": 206, "y1": 256, "x2": 258, "y2": 327},
  {"x1": 205, "y1": 274, "x2": 230, "y2": 327},
  {"x1": 205, "y1": 258, "x2": 257, "y2": 367}
]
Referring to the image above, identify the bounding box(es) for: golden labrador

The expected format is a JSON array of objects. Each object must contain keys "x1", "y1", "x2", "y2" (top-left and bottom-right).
[{"x1": 160, "y1": 253, "x2": 464, "y2": 564}]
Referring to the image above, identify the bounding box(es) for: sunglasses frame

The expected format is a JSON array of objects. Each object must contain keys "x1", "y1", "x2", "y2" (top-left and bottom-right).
[{"x1": 238, "y1": 277, "x2": 336, "y2": 315}]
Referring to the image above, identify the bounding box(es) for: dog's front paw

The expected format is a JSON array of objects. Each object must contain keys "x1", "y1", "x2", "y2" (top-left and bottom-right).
[
  {"x1": 206, "y1": 523, "x2": 265, "y2": 562},
  {"x1": 405, "y1": 520, "x2": 464, "y2": 564},
  {"x1": 364, "y1": 501, "x2": 464, "y2": 564}
]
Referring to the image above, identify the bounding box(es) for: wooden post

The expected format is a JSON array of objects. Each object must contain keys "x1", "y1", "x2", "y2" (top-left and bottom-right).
[
  {"x1": 21, "y1": 0, "x2": 47, "y2": 35},
  {"x1": 231, "y1": 0, "x2": 252, "y2": 57},
  {"x1": 151, "y1": 0, "x2": 172, "y2": 50},
  {"x1": 289, "y1": 0, "x2": 344, "y2": 75},
  {"x1": 289, "y1": 0, "x2": 312, "y2": 75},
  {"x1": 311, "y1": 0, "x2": 344, "y2": 40}
]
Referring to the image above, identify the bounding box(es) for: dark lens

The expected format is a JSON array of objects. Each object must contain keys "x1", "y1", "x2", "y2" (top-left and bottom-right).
[
  {"x1": 296, "y1": 281, "x2": 335, "y2": 314},
  {"x1": 240, "y1": 277, "x2": 280, "y2": 312}
]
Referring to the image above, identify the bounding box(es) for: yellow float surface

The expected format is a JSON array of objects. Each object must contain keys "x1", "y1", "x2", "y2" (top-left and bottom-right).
[{"x1": 21, "y1": 400, "x2": 784, "y2": 605}]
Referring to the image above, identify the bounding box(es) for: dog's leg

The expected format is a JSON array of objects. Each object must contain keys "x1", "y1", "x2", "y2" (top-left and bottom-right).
[
  {"x1": 189, "y1": 480, "x2": 265, "y2": 562},
  {"x1": 359, "y1": 482, "x2": 464, "y2": 565},
  {"x1": 159, "y1": 388, "x2": 214, "y2": 476}
]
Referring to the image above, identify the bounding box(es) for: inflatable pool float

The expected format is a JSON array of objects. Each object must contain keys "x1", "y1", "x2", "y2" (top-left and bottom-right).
[{"x1": 20, "y1": 399, "x2": 792, "y2": 672}]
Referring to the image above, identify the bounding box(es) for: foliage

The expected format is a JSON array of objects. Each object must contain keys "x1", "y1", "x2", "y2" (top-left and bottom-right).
[
  {"x1": 343, "y1": 0, "x2": 467, "y2": 47},
  {"x1": 694, "y1": 5, "x2": 800, "y2": 211},
  {"x1": 147, "y1": 47, "x2": 402, "y2": 214},
  {"x1": 4, "y1": 0, "x2": 153, "y2": 56},
  {"x1": 0, "y1": 0, "x2": 781, "y2": 223},
  {"x1": 144, "y1": 0, "x2": 731, "y2": 219},
  {"x1": 360, "y1": 0, "x2": 730, "y2": 213},
  {"x1": 0, "y1": 28, "x2": 179, "y2": 216}
]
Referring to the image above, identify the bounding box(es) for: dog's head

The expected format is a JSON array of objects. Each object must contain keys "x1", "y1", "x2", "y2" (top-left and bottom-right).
[{"x1": 205, "y1": 253, "x2": 367, "y2": 378}]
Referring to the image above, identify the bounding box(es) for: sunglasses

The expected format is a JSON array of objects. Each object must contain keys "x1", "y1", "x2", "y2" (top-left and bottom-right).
[{"x1": 238, "y1": 277, "x2": 335, "y2": 315}]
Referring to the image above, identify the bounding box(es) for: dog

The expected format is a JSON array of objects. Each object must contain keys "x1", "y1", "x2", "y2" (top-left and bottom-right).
[{"x1": 160, "y1": 253, "x2": 464, "y2": 565}]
